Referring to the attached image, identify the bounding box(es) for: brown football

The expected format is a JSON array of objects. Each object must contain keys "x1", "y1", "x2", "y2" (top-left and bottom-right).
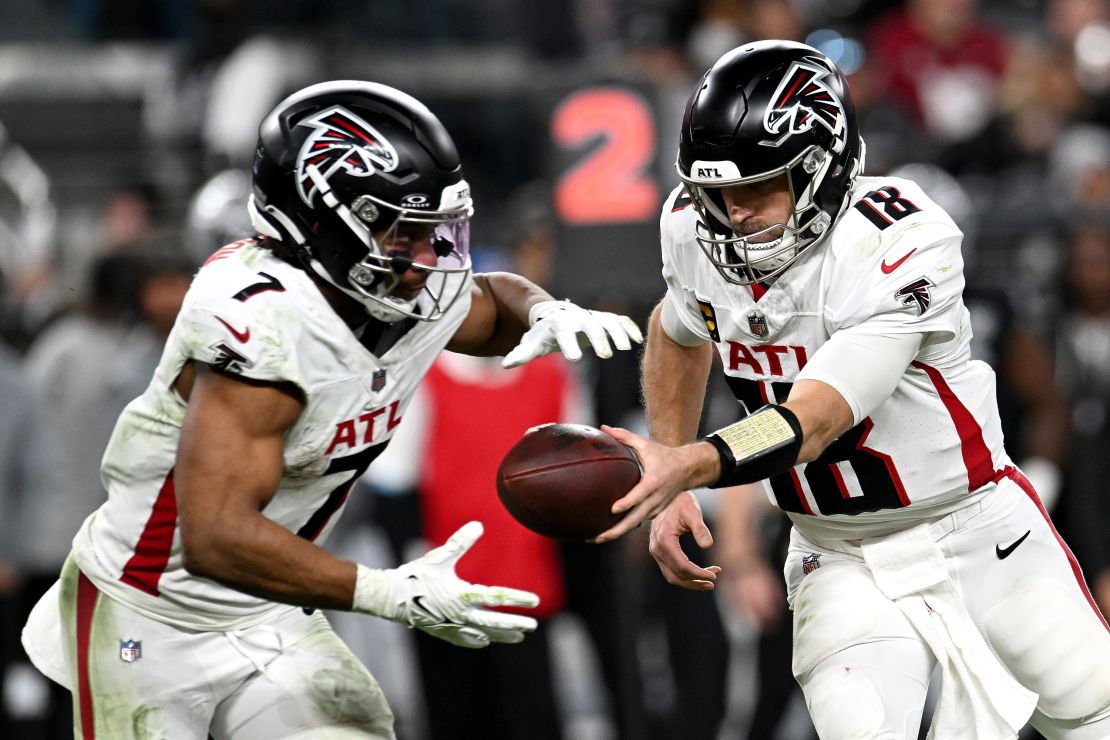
[{"x1": 496, "y1": 423, "x2": 642, "y2": 541}]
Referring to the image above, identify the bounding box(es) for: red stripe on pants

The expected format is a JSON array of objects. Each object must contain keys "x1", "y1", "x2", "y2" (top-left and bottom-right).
[{"x1": 76, "y1": 571, "x2": 99, "y2": 739}]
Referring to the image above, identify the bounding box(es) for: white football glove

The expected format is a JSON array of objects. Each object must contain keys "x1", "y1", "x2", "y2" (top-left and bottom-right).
[
  {"x1": 502, "y1": 299, "x2": 644, "y2": 369},
  {"x1": 352, "y1": 521, "x2": 539, "y2": 648}
]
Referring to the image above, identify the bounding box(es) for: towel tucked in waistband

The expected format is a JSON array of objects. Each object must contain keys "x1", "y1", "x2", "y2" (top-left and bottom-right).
[{"x1": 860, "y1": 523, "x2": 1038, "y2": 739}]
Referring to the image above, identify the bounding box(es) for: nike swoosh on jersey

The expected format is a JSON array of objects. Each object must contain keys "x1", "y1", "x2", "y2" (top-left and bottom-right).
[
  {"x1": 881, "y1": 247, "x2": 917, "y2": 274},
  {"x1": 995, "y1": 530, "x2": 1031, "y2": 559},
  {"x1": 215, "y1": 316, "x2": 251, "y2": 343}
]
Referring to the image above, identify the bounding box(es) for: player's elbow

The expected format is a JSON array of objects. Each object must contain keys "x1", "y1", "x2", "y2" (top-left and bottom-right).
[
  {"x1": 180, "y1": 537, "x2": 219, "y2": 579},
  {"x1": 179, "y1": 517, "x2": 232, "y2": 579}
]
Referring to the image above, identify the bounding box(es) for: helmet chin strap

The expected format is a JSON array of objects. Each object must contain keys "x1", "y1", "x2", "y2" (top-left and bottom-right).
[{"x1": 302, "y1": 253, "x2": 417, "y2": 323}]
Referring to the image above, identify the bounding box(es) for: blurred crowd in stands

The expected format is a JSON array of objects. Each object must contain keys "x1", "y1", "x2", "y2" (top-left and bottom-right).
[{"x1": 0, "y1": 1, "x2": 1109, "y2": 738}]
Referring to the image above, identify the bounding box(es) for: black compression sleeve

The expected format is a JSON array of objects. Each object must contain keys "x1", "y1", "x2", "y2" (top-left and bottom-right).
[{"x1": 702, "y1": 405, "x2": 803, "y2": 488}]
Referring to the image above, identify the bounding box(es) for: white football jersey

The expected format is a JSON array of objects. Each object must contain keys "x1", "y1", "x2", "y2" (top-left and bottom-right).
[
  {"x1": 72, "y1": 239, "x2": 471, "y2": 630},
  {"x1": 661, "y1": 177, "x2": 1012, "y2": 538}
]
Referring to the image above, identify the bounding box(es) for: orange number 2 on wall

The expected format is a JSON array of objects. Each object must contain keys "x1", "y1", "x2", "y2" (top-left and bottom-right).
[{"x1": 552, "y1": 87, "x2": 659, "y2": 225}]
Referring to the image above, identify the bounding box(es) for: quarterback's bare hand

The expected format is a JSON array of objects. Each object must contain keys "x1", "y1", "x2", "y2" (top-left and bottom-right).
[
  {"x1": 591, "y1": 425, "x2": 720, "y2": 543},
  {"x1": 502, "y1": 300, "x2": 643, "y2": 368},
  {"x1": 647, "y1": 491, "x2": 721, "y2": 590},
  {"x1": 352, "y1": 521, "x2": 540, "y2": 648}
]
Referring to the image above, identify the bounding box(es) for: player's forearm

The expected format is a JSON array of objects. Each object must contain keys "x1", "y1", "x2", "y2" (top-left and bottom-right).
[
  {"x1": 450, "y1": 272, "x2": 553, "y2": 356},
  {"x1": 182, "y1": 512, "x2": 358, "y2": 610},
  {"x1": 782, "y1": 380, "x2": 860, "y2": 463},
  {"x1": 641, "y1": 302, "x2": 713, "y2": 446}
]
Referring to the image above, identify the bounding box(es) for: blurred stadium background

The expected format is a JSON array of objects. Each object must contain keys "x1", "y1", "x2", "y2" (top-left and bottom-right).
[{"x1": 0, "y1": 1, "x2": 1108, "y2": 739}]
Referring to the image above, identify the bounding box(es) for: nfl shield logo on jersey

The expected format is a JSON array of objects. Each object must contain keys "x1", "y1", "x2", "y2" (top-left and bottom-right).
[
  {"x1": 802, "y1": 554, "x2": 821, "y2": 575},
  {"x1": 371, "y1": 369, "x2": 387, "y2": 392},
  {"x1": 119, "y1": 639, "x2": 142, "y2": 664},
  {"x1": 748, "y1": 311, "x2": 769, "y2": 338}
]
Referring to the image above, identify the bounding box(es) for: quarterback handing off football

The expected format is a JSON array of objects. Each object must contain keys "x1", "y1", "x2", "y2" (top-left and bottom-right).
[{"x1": 497, "y1": 424, "x2": 642, "y2": 541}]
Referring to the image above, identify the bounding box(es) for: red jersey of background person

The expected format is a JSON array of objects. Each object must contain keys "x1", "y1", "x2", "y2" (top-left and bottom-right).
[
  {"x1": 418, "y1": 353, "x2": 580, "y2": 618},
  {"x1": 867, "y1": 1, "x2": 1008, "y2": 131}
]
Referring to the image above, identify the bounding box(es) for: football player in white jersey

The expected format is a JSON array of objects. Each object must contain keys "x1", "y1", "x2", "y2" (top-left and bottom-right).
[
  {"x1": 593, "y1": 41, "x2": 1110, "y2": 738},
  {"x1": 20, "y1": 81, "x2": 641, "y2": 740}
]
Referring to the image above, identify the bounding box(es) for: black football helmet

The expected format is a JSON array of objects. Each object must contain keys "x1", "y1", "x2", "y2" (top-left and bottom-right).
[
  {"x1": 677, "y1": 40, "x2": 865, "y2": 284},
  {"x1": 249, "y1": 80, "x2": 472, "y2": 322}
]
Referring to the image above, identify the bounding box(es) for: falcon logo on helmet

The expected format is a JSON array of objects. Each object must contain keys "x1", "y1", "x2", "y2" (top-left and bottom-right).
[
  {"x1": 294, "y1": 106, "x2": 399, "y2": 207},
  {"x1": 761, "y1": 59, "x2": 846, "y2": 147}
]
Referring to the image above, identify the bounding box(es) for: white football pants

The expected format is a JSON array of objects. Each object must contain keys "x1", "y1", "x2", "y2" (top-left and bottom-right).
[
  {"x1": 22, "y1": 555, "x2": 395, "y2": 740},
  {"x1": 785, "y1": 470, "x2": 1110, "y2": 739}
]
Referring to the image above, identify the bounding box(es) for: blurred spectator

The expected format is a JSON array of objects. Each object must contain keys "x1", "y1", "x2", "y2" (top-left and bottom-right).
[
  {"x1": 9, "y1": 176, "x2": 164, "y2": 349},
  {"x1": 742, "y1": 0, "x2": 806, "y2": 44},
  {"x1": 3, "y1": 248, "x2": 189, "y2": 739},
  {"x1": 618, "y1": 1, "x2": 695, "y2": 86},
  {"x1": 715, "y1": 484, "x2": 817, "y2": 740},
  {"x1": 0, "y1": 275, "x2": 55, "y2": 739},
  {"x1": 936, "y1": 36, "x2": 1086, "y2": 294},
  {"x1": 1053, "y1": 226, "x2": 1110, "y2": 617},
  {"x1": 940, "y1": 39, "x2": 1089, "y2": 182},
  {"x1": 98, "y1": 179, "x2": 164, "y2": 254},
  {"x1": 135, "y1": 252, "x2": 194, "y2": 339},
  {"x1": 1050, "y1": 124, "x2": 1110, "y2": 215},
  {"x1": 688, "y1": 0, "x2": 744, "y2": 65},
  {"x1": 20, "y1": 253, "x2": 155, "y2": 578},
  {"x1": 123, "y1": 250, "x2": 195, "y2": 395},
  {"x1": 867, "y1": 0, "x2": 1009, "y2": 145},
  {"x1": 963, "y1": 284, "x2": 1069, "y2": 510},
  {"x1": 1046, "y1": 0, "x2": 1110, "y2": 45},
  {"x1": 965, "y1": 121, "x2": 1110, "y2": 331}
]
